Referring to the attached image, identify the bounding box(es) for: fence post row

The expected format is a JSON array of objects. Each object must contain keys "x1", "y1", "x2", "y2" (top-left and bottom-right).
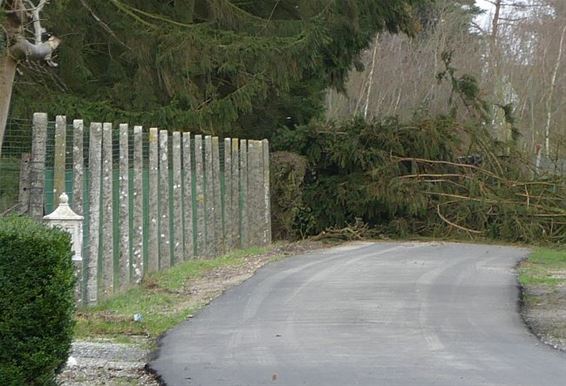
[{"x1": 23, "y1": 114, "x2": 271, "y2": 305}]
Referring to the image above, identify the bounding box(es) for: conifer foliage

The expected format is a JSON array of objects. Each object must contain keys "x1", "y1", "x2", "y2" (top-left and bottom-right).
[{"x1": 12, "y1": 0, "x2": 423, "y2": 137}]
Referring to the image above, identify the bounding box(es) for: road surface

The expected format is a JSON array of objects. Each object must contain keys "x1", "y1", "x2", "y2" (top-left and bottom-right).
[{"x1": 150, "y1": 242, "x2": 566, "y2": 385}]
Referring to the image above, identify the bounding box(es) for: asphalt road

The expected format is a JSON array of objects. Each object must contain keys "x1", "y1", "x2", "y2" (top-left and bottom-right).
[{"x1": 150, "y1": 242, "x2": 566, "y2": 385}]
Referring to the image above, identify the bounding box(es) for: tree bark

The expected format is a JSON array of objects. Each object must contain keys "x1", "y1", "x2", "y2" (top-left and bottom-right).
[
  {"x1": 0, "y1": 53, "x2": 17, "y2": 158},
  {"x1": 543, "y1": 24, "x2": 566, "y2": 158}
]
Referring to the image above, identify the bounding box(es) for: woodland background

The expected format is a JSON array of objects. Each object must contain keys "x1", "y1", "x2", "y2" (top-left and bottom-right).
[{"x1": 2, "y1": 0, "x2": 566, "y2": 243}]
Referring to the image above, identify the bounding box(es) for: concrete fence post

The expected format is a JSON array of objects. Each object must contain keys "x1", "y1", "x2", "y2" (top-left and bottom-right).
[
  {"x1": 182, "y1": 132, "x2": 194, "y2": 260},
  {"x1": 172, "y1": 132, "x2": 183, "y2": 264},
  {"x1": 148, "y1": 128, "x2": 159, "y2": 273},
  {"x1": 29, "y1": 113, "x2": 48, "y2": 220},
  {"x1": 53, "y1": 116, "x2": 67, "y2": 202},
  {"x1": 72, "y1": 120, "x2": 84, "y2": 215},
  {"x1": 119, "y1": 124, "x2": 130, "y2": 290},
  {"x1": 17, "y1": 153, "x2": 31, "y2": 214},
  {"x1": 204, "y1": 136, "x2": 214, "y2": 257},
  {"x1": 132, "y1": 126, "x2": 144, "y2": 283},
  {"x1": 101, "y1": 122, "x2": 114, "y2": 298},
  {"x1": 159, "y1": 130, "x2": 171, "y2": 269},
  {"x1": 194, "y1": 135, "x2": 205, "y2": 257},
  {"x1": 212, "y1": 137, "x2": 223, "y2": 255},
  {"x1": 223, "y1": 138, "x2": 233, "y2": 251},
  {"x1": 240, "y1": 140, "x2": 248, "y2": 248},
  {"x1": 231, "y1": 139, "x2": 240, "y2": 248},
  {"x1": 262, "y1": 139, "x2": 272, "y2": 245},
  {"x1": 87, "y1": 122, "x2": 102, "y2": 305}
]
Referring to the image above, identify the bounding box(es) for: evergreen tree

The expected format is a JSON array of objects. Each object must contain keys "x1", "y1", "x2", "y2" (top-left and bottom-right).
[{"x1": 11, "y1": 0, "x2": 424, "y2": 137}]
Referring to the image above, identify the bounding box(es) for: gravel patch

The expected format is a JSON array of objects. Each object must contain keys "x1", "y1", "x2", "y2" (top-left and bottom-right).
[
  {"x1": 58, "y1": 339, "x2": 159, "y2": 385},
  {"x1": 521, "y1": 285, "x2": 566, "y2": 352}
]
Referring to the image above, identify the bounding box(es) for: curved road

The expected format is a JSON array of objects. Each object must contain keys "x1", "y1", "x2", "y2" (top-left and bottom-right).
[{"x1": 150, "y1": 242, "x2": 566, "y2": 385}]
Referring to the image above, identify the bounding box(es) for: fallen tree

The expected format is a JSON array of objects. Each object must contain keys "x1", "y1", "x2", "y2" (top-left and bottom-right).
[{"x1": 274, "y1": 115, "x2": 566, "y2": 245}]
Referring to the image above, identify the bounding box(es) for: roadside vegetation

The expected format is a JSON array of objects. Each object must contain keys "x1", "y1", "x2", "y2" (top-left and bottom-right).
[
  {"x1": 0, "y1": 216, "x2": 75, "y2": 385},
  {"x1": 520, "y1": 249, "x2": 566, "y2": 287},
  {"x1": 75, "y1": 246, "x2": 275, "y2": 340},
  {"x1": 519, "y1": 248, "x2": 566, "y2": 350}
]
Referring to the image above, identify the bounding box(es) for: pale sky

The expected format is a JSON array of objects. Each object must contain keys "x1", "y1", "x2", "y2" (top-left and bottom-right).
[
  {"x1": 476, "y1": 0, "x2": 494, "y2": 12},
  {"x1": 475, "y1": 0, "x2": 495, "y2": 31}
]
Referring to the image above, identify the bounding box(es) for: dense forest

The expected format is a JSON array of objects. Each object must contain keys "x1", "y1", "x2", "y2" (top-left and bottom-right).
[{"x1": 1, "y1": 0, "x2": 566, "y2": 243}]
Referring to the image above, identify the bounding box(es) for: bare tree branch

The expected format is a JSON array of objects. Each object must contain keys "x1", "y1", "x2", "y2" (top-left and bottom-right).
[{"x1": 25, "y1": 0, "x2": 49, "y2": 44}]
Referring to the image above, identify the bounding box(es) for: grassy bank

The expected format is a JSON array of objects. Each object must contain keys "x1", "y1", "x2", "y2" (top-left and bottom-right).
[
  {"x1": 75, "y1": 246, "x2": 274, "y2": 340},
  {"x1": 519, "y1": 248, "x2": 566, "y2": 287},
  {"x1": 518, "y1": 248, "x2": 566, "y2": 350}
]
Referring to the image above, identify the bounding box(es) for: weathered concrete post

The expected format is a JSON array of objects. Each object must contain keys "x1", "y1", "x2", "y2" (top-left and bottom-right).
[
  {"x1": 247, "y1": 141, "x2": 261, "y2": 246},
  {"x1": 17, "y1": 153, "x2": 31, "y2": 214},
  {"x1": 159, "y1": 130, "x2": 171, "y2": 269},
  {"x1": 204, "y1": 136, "x2": 214, "y2": 257},
  {"x1": 72, "y1": 120, "x2": 84, "y2": 215},
  {"x1": 148, "y1": 128, "x2": 159, "y2": 272},
  {"x1": 240, "y1": 139, "x2": 248, "y2": 248},
  {"x1": 44, "y1": 193, "x2": 84, "y2": 306},
  {"x1": 231, "y1": 139, "x2": 240, "y2": 248},
  {"x1": 223, "y1": 138, "x2": 233, "y2": 251},
  {"x1": 132, "y1": 126, "x2": 144, "y2": 282},
  {"x1": 194, "y1": 135, "x2": 205, "y2": 257},
  {"x1": 53, "y1": 116, "x2": 67, "y2": 203},
  {"x1": 29, "y1": 113, "x2": 48, "y2": 220},
  {"x1": 212, "y1": 137, "x2": 223, "y2": 255},
  {"x1": 172, "y1": 132, "x2": 183, "y2": 264},
  {"x1": 182, "y1": 132, "x2": 194, "y2": 260},
  {"x1": 87, "y1": 122, "x2": 102, "y2": 305},
  {"x1": 101, "y1": 122, "x2": 114, "y2": 297},
  {"x1": 53, "y1": 115, "x2": 67, "y2": 204},
  {"x1": 262, "y1": 139, "x2": 272, "y2": 245},
  {"x1": 119, "y1": 124, "x2": 130, "y2": 290}
]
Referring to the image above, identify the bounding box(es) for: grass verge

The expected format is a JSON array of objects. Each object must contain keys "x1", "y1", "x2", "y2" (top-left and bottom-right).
[
  {"x1": 518, "y1": 248, "x2": 566, "y2": 350},
  {"x1": 519, "y1": 248, "x2": 566, "y2": 287},
  {"x1": 75, "y1": 246, "x2": 273, "y2": 341}
]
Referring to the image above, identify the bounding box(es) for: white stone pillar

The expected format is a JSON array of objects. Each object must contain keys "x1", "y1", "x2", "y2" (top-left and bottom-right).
[{"x1": 44, "y1": 193, "x2": 84, "y2": 305}]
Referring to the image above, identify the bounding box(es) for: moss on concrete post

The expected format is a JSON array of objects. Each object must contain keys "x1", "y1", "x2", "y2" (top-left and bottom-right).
[
  {"x1": 159, "y1": 130, "x2": 171, "y2": 269},
  {"x1": 118, "y1": 124, "x2": 130, "y2": 290},
  {"x1": 101, "y1": 122, "x2": 114, "y2": 298},
  {"x1": 172, "y1": 132, "x2": 183, "y2": 264},
  {"x1": 194, "y1": 135, "x2": 205, "y2": 257},
  {"x1": 182, "y1": 132, "x2": 194, "y2": 260},
  {"x1": 86, "y1": 122, "x2": 102, "y2": 305},
  {"x1": 132, "y1": 126, "x2": 144, "y2": 283},
  {"x1": 72, "y1": 120, "x2": 84, "y2": 215},
  {"x1": 148, "y1": 128, "x2": 159, "y2": 273},
  {"x1": 53, "y1": 115, "x2": 66, "y2": 202},
  {"x1": 29, "y1": 113, "x2": 47, "y2": 220}
]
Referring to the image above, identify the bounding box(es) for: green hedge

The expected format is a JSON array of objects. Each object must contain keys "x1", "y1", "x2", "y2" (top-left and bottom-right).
[{"x1": 0, "y1": 216, "x2": 75, "y2": 386}]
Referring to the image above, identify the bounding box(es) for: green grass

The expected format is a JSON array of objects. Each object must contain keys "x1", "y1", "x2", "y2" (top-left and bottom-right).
[
  {"x1": 75, "y1": 246, "x2": 271, "y2": 340},
  {"x1": 519, "y1": 248, "x2": 566, "y2": 287}
]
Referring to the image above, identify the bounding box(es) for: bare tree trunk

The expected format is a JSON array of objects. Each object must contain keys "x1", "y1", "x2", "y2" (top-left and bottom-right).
[
  {"x1": 544, "y1": 24, "x2": 566, "y2": 157},
  {"x1": 491, "y1": 0, "x2": 502, "y2": 42},
  {"x1": 364, "y1": 35, "x2": 379, "y2": 120},
  {"x1": 0, "y1": 53, "x2": 17, "y2": 157}
]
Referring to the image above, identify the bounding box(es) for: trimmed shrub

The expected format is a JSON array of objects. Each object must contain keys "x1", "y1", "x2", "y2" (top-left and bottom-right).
[
  {"x1": 0, "y1": 216, "x2": 75, "y2": 386},
  {"x1": 270, "y1": 151, "x2": 308, "y2": 239}
]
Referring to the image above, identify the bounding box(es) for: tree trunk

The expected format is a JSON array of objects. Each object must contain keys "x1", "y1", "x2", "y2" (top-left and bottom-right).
[{"x1": 0, "y1": 53, "x2": 17, "y2": 158}]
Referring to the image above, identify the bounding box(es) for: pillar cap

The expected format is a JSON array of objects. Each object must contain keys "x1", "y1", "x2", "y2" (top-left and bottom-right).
[{"x1": 43, "y1": 193, "x2": 84, "y2": 221}]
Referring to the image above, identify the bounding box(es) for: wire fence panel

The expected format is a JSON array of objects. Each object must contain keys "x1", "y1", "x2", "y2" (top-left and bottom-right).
[{"x1": 0, "y1": 113, "x2": 271, "y2": 305}]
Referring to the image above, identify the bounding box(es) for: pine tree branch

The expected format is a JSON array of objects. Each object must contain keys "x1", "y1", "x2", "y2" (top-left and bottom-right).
[{"x1": 79, "y1": 0, "x2": 130, "y2": 50}]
